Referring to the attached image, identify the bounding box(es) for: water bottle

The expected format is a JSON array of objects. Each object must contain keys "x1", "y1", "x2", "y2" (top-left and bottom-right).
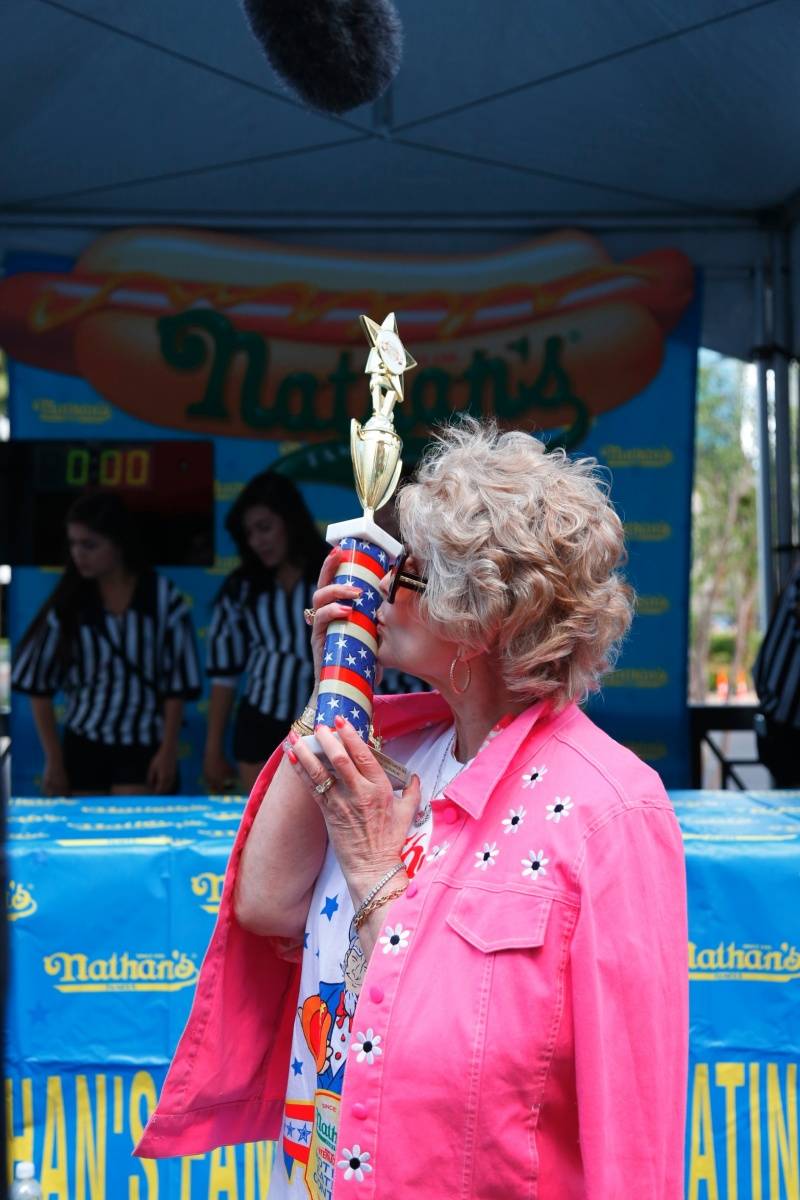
[{"x1": 10, "y1": 1161, "x2": 42, "y2": 1199}]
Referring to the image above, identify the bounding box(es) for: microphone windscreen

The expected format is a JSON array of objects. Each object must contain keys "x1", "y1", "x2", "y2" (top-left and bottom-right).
[{"x1": 241, "y1": 0, "x2": 403, "y2": 114}]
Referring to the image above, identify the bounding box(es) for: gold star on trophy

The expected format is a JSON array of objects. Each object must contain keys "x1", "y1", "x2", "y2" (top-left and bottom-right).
[{"x1": 360, "y1": 312, "x2": 418, "y2": 416}]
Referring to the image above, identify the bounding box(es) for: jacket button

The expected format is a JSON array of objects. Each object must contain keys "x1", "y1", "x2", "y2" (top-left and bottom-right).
[
  {"x1": 442, "y1": 804, "x2": 459, "y2": 824},
  {"x1": 406, "y1": 881, "x2": 418, "y2": 898},
  {"x1": 369, "y1": 985, "x2": 384, "y2": 1003},
  {"x1": 352, "y1": 1103, "x2": 368, "y2": 1120}
]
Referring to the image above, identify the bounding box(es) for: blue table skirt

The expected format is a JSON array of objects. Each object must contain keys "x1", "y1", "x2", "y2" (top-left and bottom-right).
[{"x1": 6, "y1": 789, "x2": 800, "y2": 1198}]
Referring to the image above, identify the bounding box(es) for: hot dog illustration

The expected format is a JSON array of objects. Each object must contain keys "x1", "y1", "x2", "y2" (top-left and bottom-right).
[{"x1": 0, "y1": 227, "x2": 694, "y2": 445}]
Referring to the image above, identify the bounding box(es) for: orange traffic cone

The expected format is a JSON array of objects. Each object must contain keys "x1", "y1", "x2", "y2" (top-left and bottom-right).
[{"x1": 716, "y1": 670, "x2": 729, "y2": 700}]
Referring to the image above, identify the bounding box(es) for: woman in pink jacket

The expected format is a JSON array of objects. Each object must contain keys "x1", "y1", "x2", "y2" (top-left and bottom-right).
[{"x1": 137, "y1": 419, "x2": 688, "y2": 1199}]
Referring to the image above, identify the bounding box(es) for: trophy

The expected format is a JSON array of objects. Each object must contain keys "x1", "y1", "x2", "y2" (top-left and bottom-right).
[{"x1": 308, "y1": 313, "x2": 416, "y2": 753}]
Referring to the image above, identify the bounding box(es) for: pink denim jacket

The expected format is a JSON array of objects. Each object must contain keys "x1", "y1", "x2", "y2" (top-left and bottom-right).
[{"x1": 136, "y1": 692, "x2": 688, "y2": 1199}]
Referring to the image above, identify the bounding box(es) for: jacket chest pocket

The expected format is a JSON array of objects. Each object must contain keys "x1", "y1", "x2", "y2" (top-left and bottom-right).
[{"x1": 446, "y1": 884, "x2": 553, "y2": 953}]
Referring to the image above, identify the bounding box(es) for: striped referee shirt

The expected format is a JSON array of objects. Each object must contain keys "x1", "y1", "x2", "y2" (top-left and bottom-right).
[
  {"x1": 12, "y1": 571, "x2": 201, "y2": 746},
  {"x1": 207, "y1": 572, "x2": 316, "y2": 722},
  {"x1": 753, "y1": 567, "x2": 800, "y2": 728}
]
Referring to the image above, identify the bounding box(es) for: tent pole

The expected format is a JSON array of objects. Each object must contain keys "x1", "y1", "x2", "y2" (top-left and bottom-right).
[
  {"x1": 754, "y1": 262, "x2": 775, "y2": 626},
  {"x1": 771, "y1": 230, "x2": 794, "y2": 593}
]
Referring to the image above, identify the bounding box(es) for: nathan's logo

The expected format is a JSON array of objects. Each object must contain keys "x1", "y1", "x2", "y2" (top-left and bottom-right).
[
  {"x1": 43, "y1": 949, "x2": 199, "y2": 993},
  {"x1": 7, "y1": 881, "x2": 37, "y2": 921},
  {"x1": 191, "y1": 872, "x2": 225, "y2": 914},
  {"x1": 689, "y1": 940, "x2": 800, "y2": 982}
]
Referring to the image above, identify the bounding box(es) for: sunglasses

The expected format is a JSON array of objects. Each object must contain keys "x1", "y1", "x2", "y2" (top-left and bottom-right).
[{"x1": 387, "y1": 548, "x2": 428, "y2": 604}]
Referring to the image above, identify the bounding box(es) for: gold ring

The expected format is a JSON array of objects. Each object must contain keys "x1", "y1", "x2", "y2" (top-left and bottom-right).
[
  {"x1": 303, "y1": 608, "x2": 316, "y2": 626},
  {"x1": 314, "y1": 776, "x2": 335, "y2": 796}
]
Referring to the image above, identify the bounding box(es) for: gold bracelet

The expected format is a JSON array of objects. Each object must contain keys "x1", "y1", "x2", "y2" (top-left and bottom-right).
[
  {"x1": 290, "y1": 718, "x2": 314, "y2": 739},
  {"x1": 353, "y1": 883, "x2": 407, "y2": 931}
]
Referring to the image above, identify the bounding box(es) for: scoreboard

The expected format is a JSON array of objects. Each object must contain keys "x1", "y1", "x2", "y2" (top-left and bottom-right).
[{"x1": 0, "y1": 439, "x2": 214, "y2": 565}]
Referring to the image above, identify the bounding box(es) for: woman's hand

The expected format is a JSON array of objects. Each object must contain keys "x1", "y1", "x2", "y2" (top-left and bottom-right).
[
  {"x1": 286, "y1": 717, "x2": 421, "y2": 900},
  {"x1": 147, "y1": 744, "x2": 178, "y2": 794},
  {"x1": 42, "y1": 754, "x2": 70, "y2": 797},
  {"x1": 309, "y1": 549, "x2": 364, "y2": 679},
  {"x1": 203, "y1": 748, "x2": 239, "y2": 793}
]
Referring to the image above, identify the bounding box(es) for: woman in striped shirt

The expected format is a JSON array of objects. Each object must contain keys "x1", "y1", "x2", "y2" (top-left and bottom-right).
[
  {"x1": 203, "y1": 471, "x2": 328, "y2": 793},
  {"x1": 12, "y1": 492, "x2": 201, "y2": 796}
]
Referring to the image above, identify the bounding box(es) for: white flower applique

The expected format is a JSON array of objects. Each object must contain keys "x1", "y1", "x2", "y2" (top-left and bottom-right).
[
  {"x1": 337, "y1": 1145, "x2": 373, "y2": 1182},
  {"x1": 474, "y1": 841, "x2": 500, "y2": 870},
  {"x1": 352, "y1": 1029, "x2": 382, "y2": 1064},
  {"x1": 379, "y1": 923, "x2": 410, "y2": 955},
  {"x1": 521, "y1": 764, "x2": 548, "y2": 789},
  {"x1": 522, "y1": 849, "x2": 549, "y2": 880},
  {"x1": 426, "y1": 841, "x2": 450, "y2": 861},
  {"x1": 502, "y1": 805, "x2": 526, "y2": 834},
  {"x1": 546, "y1": 796, "x2": 574, "y2": 822}
]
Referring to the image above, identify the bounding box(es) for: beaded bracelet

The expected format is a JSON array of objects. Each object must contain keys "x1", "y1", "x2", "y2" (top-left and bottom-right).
[
  {"x1": 353, "y1": 884, "x2": 408, "y2": 932},
  {"x1": 353, "y1": 862, "x2": 406, "y2": 925}
]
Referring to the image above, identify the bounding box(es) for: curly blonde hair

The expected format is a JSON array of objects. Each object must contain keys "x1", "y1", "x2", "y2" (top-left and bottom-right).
[{"x1": 396, "y1": 418, "x2": 633, "y2": 708}]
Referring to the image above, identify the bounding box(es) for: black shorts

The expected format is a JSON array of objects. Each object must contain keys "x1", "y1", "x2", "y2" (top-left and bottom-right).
[
  {"x1": 62, "y1": 730, "x2": 179, "y2": 793},
  {"x1": 232, "y1": 698, "x2": 291, "y2": 765}
]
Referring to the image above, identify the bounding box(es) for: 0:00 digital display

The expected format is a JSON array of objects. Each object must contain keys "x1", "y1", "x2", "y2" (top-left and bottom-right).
[{"x1": 64, "y1": 447, "x2": 152, "y2": 488}]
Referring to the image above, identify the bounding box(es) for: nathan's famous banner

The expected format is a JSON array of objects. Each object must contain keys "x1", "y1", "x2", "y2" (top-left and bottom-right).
[
  {"x1": 7, "y1": 791, "x2": 800, "y2": 1199},
  {"x1": 1, "y1": 229, "x2": 700, "y2": 791},
  {"x1": 674, "y1": 790, "x2": 800, "y2": 1200},
  {"x1": 5, "y1": 796, "x2": 273, "y2": 1199}
]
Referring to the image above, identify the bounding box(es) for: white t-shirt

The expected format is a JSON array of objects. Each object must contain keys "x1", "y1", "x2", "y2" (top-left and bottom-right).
[{"x1": 269, "y1": 722, "x2": 466, "y2": 1200}]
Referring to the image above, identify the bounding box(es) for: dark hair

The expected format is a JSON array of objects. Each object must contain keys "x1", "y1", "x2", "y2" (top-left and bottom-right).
[
  {"x1": 18, "y1": 491, "x2": 147, "y2": 668},
  {"x1": 224, "y1": 470, "x2": 328, "y2": 587}
]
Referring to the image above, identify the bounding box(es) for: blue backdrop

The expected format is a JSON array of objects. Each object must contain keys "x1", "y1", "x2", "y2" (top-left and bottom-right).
[{"x1": 5, "y1": 240, "x2": 700, "y2": 791}]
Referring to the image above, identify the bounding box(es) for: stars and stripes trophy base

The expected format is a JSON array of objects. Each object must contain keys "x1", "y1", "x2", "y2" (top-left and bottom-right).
[{"x1": 307, "y1": 520, "x2": 401, "y2": 746}]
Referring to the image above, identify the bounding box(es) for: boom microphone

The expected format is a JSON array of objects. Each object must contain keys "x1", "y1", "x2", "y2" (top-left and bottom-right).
[{"x1": 241, "y1": 0, "x2": 403, "y2": 114}]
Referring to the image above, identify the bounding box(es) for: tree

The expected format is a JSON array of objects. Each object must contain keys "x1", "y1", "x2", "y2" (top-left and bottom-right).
[{"x1": 689, "y1": 353, "x2": 759, "y2": 702}]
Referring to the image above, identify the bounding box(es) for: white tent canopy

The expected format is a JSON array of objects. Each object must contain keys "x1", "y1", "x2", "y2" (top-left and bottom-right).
[{"x1": 2, "y1": 0, "x2": 798, "y2": 592}]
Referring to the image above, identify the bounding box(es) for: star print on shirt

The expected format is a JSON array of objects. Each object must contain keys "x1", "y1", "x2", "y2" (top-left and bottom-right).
[
  {"x1": 297, "y1": 1126, "x2": 311, "y2": 1143},
  {"x1": 303, "y1": 931, "x2": 309, "y2": 948},
  {"x1": 321, "y1": 895, "x2": 340, "y2": 920},
  {"x1": 292, "y1": 1058, "x2": 304, "y2": 1076}
]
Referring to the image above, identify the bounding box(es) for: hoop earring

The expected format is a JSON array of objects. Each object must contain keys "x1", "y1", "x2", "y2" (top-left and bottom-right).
[{"x1": 449, "y1": 653, "x2": 471, "y2": 694}]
